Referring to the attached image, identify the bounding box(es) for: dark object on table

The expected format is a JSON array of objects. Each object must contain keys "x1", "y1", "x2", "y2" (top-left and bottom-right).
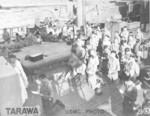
[{"x1": 28, "y1": 53, "x2": 44, "y2": 62}]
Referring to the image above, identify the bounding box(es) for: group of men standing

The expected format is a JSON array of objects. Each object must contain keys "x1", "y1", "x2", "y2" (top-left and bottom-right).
[
  {"x1": 68, "y1": 24, "x2": 143, "y2": 88},
  {"x1": 67, "y1": 22, "x2": 150, "y2": 114}
]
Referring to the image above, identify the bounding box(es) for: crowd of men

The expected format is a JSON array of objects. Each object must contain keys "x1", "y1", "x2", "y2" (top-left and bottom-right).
[
  {"x1": 66, "y1": 23, "x2": 150, "y2": 114},
  {"x1": 1, "y1": 20, "x2": 150, "y2": 115},
  {"x1": 68, "y1": 24, "x2": 142, "y2": 85}
]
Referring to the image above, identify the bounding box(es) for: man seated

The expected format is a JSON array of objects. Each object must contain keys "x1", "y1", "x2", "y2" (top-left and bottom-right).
[
  {"x1": 3, "y1": 28, "x2": 11, "y2": 44},
  {"x1": 25, "y1": 32, "x2": 37, "y2": 46},
  {"x1": 15, "y1": 33, "x2": 22, "y2": 42}
]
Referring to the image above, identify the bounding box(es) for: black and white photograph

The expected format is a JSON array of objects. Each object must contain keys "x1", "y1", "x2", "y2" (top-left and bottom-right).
[{"x1": 0, "y1": 0, "x2": 149, "y2": 116}]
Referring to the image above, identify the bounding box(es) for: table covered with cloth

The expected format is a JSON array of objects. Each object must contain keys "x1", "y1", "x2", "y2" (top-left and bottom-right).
[
  {"x1": 0, "y1": 57, "x2": 27, "y2": 116},
  {"x1": 15, "y1": 42, "x2": 71, "y2": 73}
]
